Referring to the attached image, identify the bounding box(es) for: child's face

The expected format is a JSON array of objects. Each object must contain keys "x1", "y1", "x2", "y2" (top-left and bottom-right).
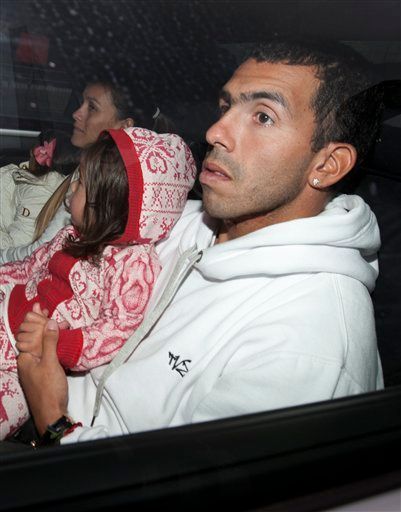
[{"x1": 69, "y1": 173, "x2": 86, "y2": 229}]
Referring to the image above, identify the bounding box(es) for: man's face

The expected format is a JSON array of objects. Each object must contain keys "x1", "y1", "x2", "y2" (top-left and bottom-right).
[{"x1": 201, "y1": 59, "x2": 320, "y2": 225}]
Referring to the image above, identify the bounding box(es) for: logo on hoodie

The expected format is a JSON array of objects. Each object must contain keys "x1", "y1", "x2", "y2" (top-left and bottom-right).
[{"x1": 168, "y1": 351, "x2": 191, "y2": 377}]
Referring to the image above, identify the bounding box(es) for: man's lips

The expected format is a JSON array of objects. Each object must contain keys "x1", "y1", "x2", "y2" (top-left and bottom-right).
[
  {"x1": 73, "y1": 125, "x2": 84, "y2": 133},
  {"x1": 200, "y1": 161, "x2": 231, "y2": 184}
]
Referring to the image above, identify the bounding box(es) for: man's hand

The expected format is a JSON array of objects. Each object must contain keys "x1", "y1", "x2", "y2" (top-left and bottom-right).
[
  {"x1": 16, "y1": 303, "x2": 49, "y2": 358},
  {"x1": 16, "y1": 303, "x2": 70, "y2": 358},
  {"x1": 17, "y1": 319, "x2": 68, "y2": 436}
]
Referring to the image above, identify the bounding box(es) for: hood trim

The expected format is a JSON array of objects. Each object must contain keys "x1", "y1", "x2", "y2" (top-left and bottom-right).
[{"x1": 108, "y1": 129, "x2": 144, "y2": 245}]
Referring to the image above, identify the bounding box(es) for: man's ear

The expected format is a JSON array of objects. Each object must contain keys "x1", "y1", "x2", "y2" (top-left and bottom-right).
[{"x1": 308, "y1": 142, "x2": 357, "y2": 189}]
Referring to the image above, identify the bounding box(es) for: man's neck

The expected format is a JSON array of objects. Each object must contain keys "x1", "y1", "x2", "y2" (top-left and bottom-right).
[
  {"x1": 215, "y1": 208, "x2": 296, "y2": 243},
  {"x1": 215, "y1": 192, "x2": 330, "y2": 244},
  {"x1": 216, "y1": 216, "x2": 277, "y2": 243}
]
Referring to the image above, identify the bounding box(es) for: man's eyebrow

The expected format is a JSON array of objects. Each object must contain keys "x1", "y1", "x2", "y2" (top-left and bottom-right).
[{"x1": 219, "y1": 89, "x2": 291, "y2": 114}]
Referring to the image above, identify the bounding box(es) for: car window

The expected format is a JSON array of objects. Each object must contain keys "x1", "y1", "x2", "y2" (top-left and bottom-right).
[
  {"x1": 1, "y1": 0, "x2": 400, "y2": 415},
  {"x1": 0, "y1": 1, "x2": 400, "y2": 509}
]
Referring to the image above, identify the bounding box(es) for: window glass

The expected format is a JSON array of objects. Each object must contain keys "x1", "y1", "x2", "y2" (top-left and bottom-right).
[{"x1": 0, "y1": 0, "x2": 400, "y2": 467}]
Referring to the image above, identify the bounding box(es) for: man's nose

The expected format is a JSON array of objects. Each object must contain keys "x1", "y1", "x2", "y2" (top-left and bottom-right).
[{"x1": 206, "y1": 115, "x2": 235, "y2": 152}]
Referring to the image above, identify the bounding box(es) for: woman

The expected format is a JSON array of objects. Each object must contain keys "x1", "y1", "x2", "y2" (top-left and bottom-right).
[{"x1": 0, "y1": 80, "x2": 171, "y2": 264}]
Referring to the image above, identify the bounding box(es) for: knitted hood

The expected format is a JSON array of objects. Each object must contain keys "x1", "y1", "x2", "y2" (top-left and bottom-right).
[{"x1": 108, "y1": 127, "x2": 196, "y2": 245}]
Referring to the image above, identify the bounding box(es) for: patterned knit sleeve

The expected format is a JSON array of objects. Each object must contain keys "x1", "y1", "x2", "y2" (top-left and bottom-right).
[{"x1": 56, "y1": 246, "x2": 162, "y2": 371}]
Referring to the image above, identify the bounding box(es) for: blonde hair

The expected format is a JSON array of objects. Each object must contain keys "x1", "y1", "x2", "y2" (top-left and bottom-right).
[{"x1": 33, "y1": 174, "x2": 73, "y2": 241}]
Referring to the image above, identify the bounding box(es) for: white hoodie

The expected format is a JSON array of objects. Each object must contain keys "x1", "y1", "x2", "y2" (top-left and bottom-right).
[{"x1": 63, "y1": 194, "x2": 383, "y2": 443}]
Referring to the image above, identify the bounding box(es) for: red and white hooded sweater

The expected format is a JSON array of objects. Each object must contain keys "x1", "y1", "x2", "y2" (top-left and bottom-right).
[{"x1": 0, "y1": 127, "x2": 196, "y2": 371}]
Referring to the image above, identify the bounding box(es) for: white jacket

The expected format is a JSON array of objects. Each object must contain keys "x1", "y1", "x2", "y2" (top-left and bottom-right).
[
  {"x1": 63, "y1": 194, "x2": 383, "y2": 443},
  {"x1": 0, "y1": 178, "x2": 71, "y2": 264},
  {"x1": 0, "y1": 163, "x2": 65, "y2": 250}
]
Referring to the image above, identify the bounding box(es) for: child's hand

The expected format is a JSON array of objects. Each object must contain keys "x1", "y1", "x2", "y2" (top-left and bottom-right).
[{"x1": 16, "y1": 303, "x2": 49, "y2": 358}]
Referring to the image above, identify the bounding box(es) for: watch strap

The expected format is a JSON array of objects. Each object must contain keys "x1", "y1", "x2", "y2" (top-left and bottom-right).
[{"x1": 32, "y1": 415, "x2": 82, "y2": 448}]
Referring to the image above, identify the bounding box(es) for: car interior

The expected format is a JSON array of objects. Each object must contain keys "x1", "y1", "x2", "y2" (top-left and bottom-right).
[{"x1": 0, "y1": 1, "x2": 400, "y2": 510}]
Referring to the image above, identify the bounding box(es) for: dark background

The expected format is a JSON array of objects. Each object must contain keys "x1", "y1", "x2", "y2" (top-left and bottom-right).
[
  {"x1": 0, "y1": 4, "x2": 400, "y2": 510},
  {"x1": 1, "y1": 0, "x2": 400, "y2": 140}
]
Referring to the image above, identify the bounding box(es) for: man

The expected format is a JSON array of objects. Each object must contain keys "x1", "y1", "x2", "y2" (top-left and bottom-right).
[{"x1": 17, "y1": 39, "x2": 384, "y2": 445}]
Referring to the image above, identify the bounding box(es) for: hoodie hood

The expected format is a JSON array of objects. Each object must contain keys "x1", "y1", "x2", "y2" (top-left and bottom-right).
[
  {"x1": 192, "y1": 194, "x2": 380, "y2": 292},
  {"x1": 108, "y1": 127, "x2": 196, "y2": 245}
]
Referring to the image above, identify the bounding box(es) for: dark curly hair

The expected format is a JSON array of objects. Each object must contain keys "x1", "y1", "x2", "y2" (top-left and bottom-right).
[{"x1": 248, "y1": 39, "x2": 384, "y2": 166}]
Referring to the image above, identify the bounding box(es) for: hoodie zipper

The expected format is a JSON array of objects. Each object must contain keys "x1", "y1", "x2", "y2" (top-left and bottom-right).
[{"x1": 91, "y1": 245, "x2": 202, "y2": 425}]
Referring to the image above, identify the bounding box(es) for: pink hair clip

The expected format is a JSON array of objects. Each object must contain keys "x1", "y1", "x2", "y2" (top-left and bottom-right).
[{"x1": 33, "y1": 138, "x2": 56, "y2": 167}]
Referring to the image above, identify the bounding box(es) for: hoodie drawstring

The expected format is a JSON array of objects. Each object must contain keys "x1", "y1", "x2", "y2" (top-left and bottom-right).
[{"x1": 91, "y1": 245, "x2": 202, "y2": 425}]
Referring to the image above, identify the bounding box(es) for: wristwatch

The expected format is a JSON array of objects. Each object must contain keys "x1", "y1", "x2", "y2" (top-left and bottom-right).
[{"x1": 31, "y1": 415, "x2": 82, "y2": 448}]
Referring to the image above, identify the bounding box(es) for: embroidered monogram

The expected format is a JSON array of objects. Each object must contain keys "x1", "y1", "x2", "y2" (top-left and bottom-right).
[{"x1": 168, "y1": 351, "x2": 191, "y2": 377}]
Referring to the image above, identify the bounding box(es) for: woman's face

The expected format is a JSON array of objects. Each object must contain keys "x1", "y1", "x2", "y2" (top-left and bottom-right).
[{"x1": 71, "y1": 84, "x2": 124, "y2": 148}]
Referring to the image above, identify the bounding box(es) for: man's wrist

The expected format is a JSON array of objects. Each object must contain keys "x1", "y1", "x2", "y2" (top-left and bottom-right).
[
  {"x1": 32, "y1": 415, "x2": 82, "y2": 448},
  {"x1": 34, "y1": 406, "x2": 69, "y2": 437}
]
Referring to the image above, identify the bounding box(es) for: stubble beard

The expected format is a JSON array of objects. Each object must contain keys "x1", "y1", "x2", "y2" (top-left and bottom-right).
[{"x1": 203, "y1": 159, "x2": 310, "y2": 224}]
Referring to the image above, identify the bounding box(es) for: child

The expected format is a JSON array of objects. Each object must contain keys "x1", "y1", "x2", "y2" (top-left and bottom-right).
[
  {"x1": 0, "y1": 127, "x2": 196, "y2": 439},
  {"x1": 0, "y1": 130, "x2": 80, "y2": 249}
]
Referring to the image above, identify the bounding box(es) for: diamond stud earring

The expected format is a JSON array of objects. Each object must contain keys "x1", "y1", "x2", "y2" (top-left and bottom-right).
[{"x1": 312, "y1": 178, "x2": 320, "y2": 187}]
